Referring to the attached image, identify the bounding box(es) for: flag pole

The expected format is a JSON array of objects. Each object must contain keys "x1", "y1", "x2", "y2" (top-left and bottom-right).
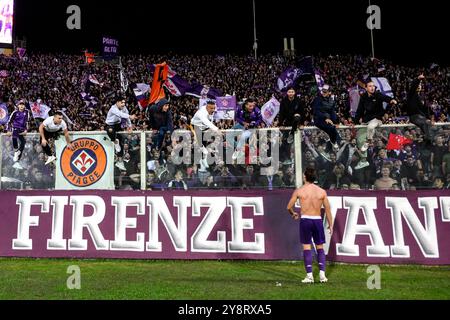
[
  {"x1": 369, "y1": 0, "x2": 375, "y2": 59},
  {"x1": 253, "y1": 0, "x2": 258, "y2": 60}
]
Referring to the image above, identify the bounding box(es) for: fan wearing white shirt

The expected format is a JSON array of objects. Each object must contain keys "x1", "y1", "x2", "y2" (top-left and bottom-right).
[
  {"x1": 190, "y1": 101, "x2": 221, "y2": 155},
  {"x1": 39, "y1": 111, "x2": 74, "y2": 165},
  {"x1": 106, "y1": 96, "x2": 136, "y2": 171}
]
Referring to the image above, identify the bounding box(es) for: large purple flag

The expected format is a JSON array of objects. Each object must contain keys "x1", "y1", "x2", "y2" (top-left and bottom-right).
[
  {"x1": 186, "y1": 83, "x2": 223, "y2": 99},
  {"x1": 165, "y1": 74, "x2": 192, "y2": 97},
  {"x1": 277, "y1": 56, "x2": 314, "y2": 92}
]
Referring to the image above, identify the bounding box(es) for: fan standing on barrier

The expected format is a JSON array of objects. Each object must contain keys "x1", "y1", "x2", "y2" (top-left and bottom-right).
[
  {"x1": 39, "y1": 111, "x2": 75, "y2": 165},
  {"x1": 6, "y1": 100, "x2": 30, "y2": 170},
  {"x1": 279, "y1": 87, "x2": 305, "y2": 144},
  {"x1": 287, "y1": 168, "x2": 334, "y2": 284},
  {"x1": 191, "y1": 100, "x2": 221, "y2": 156},
  {"x1": 106, "y1": 96, "x2": 136, "y2": 171},
  {"x1": 354, "y1": 81, "x2": 398, "y2": 152},
  {"x1": 406, "y1": 74, "x2": 433, "y2": 145},
  {"x1": 232, "y1": 98, "x2": 263, "y2": 161},
  {"x1": 312, "y1": 84, "x2": 341, "y2": 152}
]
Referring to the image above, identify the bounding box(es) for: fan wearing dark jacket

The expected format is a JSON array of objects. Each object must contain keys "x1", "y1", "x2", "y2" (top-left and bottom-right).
[
  {"x1": 406, "y1": 74, "x2": 433, "y2": 144},
  {"x1": 312, "y1": 85, "x2": 341, "y2": 151},
  {"x1": 279, "y1": 87, "x2": 305, "y2": 142},
  {"x1": 147, "y1": 98, "x2": 174, "y2": 149},
  {"x1": 354, "y1": 81, "x2": 397, "y2": 152}
]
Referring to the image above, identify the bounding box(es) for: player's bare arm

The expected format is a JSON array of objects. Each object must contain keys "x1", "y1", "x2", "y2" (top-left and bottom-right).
[
  {"x1": 287, "y1": 190, "x2": 300, "y2": 220},
  {"x1": 323, "y1": 194, "x2": 333, "y2": 234}
]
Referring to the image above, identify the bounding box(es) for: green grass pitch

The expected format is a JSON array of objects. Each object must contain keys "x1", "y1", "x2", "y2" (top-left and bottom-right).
[{"x1": 0, "y1": 259, "x2": 448, "y2": 300}]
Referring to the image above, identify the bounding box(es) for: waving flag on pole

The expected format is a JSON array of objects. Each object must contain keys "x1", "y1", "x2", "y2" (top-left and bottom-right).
[
  {"x1": 315, "y1": 70, "x2": 325, "y2": 91},
  {"x1": 277, "y1": 56, "x2": 314, "y2": 92},
  {"x1": 80, "y1": 93, "x2": 99, "y2": 109},
  {"x1": 371, "y1": 77, "x2": 393, "y2": 97},
  {"x1": 371, "y1": 77, "x2": 393, "y2": 109},
  {"x1": 149, "y1": 62, "x2": 169, "y2": 106},
  {"x1": 30, "y1": 100, "x2": 51, "y2": 120},
  {"x1": 164, "y1": 67, "x2": 192, "y2": 96},
  {"x1": 89, "y1": 75, "x2": 102, "y2": 86},
  {"x1": 132, "y1": 83, "x2": 151, "y2": 109},
  {"x1": 120, "y1": 69, "x2": 129, "y2": 93},
  {"x1": 186, "y1": 83, "x2": 223, "y2": 99},
  {"x1": 150, "y1": 64, "x2": 223, "y2": 99}
]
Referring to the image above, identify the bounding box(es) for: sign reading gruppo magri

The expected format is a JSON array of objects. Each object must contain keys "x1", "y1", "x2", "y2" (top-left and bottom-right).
[
  {"x1": 0, "y1": 190, "x2": 449, "y2": 265},
  {"x1": 55, "y1": 134, "x2": 115, "y2": 190}
]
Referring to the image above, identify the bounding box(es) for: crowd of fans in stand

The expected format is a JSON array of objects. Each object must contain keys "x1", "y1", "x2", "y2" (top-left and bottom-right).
[{"x1": 0, "y1": 52, "x2": 449, "y2": 190}]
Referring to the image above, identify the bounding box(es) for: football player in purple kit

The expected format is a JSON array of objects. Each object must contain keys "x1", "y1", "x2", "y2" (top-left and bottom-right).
[
  {"x1": 287, "y1": 168, "x2": 334, "y2": 284},
  {"x1": 6, "y1": 100, "x2": 30, "y2": 170}
]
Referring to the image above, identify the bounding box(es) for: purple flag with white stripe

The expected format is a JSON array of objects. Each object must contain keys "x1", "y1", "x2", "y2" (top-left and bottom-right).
[
  {"x1": 186, "y1": 83, "x2": 223, "y2": 99},
  {"x1": 277, "y1": 56, "x2": 314, "y2": 92}
]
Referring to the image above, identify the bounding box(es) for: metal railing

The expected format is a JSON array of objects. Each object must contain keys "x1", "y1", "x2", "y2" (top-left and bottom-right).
[{"x1": 1, "y1": 122, "x2": 449, "y2": 191}]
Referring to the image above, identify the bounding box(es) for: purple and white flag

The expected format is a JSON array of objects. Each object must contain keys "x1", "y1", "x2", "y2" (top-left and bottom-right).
[
  {"x1": 30, "y1": 100, "x2": 51, "y2": 120},
  {"x1": 315, "y1": 70, "x2": 325, "y2": 91},
  {"x1": 277, "y1": 67, "x2": 301, "y2": 92},
  {"x1": 152, "y1": 64, "x2": 223, "y2": 99},
  {"x1": 165, "y1": 74, "x2": 192, "y2": 97},
  {"x1": 371, "y1": 77, "x2": 393, "y2": 109},
  {"x1": 214, "y1": 96, "x2": 237, "y2": 121},
  {"x1": 120, "y1": 69, "x2": 129, "y2": 92},
  {"x1": 132, "y1": 83, "x2": 150, "y2": 109},
  {"x1": 186, "y1": 84, "x2": 223, "y2": 99},
  {"x1": 89, "y1": 75, "x2": 102, "y2": 86},
  {"x1": 277, "y1": 56, "x2": 314, "y2": 92},
  {"x1": 261, "y1": 97, "x2": 280, "y2": 126},
  {"x1": 80, "y1": 92, "x2": 99, "y2": 109}
]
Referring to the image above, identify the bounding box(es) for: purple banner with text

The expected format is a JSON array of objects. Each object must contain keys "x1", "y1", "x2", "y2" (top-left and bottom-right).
[{"x1": 0, "y1": 190, "x2": 449, "y2": 265}]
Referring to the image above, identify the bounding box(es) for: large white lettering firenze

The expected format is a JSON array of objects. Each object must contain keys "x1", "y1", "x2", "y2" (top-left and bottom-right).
[
  {"x1": 12, "y1": 196, "x2": 266, "y2": 254},
  {"x1": 11, "y1": 196, "x2": 450, "y2": 258}
]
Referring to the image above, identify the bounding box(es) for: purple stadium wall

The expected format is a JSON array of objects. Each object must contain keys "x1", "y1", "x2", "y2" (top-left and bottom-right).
[{"x1": 0, "y1": 190, "x2": 449, "y2": 265}]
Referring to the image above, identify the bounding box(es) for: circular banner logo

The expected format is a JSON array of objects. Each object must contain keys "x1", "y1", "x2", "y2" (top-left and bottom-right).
[{"x1": 60, "y1": 138, "x2": 107, "y2": 188}]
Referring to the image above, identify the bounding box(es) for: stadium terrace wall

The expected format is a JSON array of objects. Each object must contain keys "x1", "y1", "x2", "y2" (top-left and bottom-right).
[{"x1": 0, "y1": 190, "x2": 449, "y2": 265}]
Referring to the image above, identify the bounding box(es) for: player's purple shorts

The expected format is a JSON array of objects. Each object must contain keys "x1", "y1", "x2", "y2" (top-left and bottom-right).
[{"x1": 300, "y1": 216, "x2": 326, "y2": 245}]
